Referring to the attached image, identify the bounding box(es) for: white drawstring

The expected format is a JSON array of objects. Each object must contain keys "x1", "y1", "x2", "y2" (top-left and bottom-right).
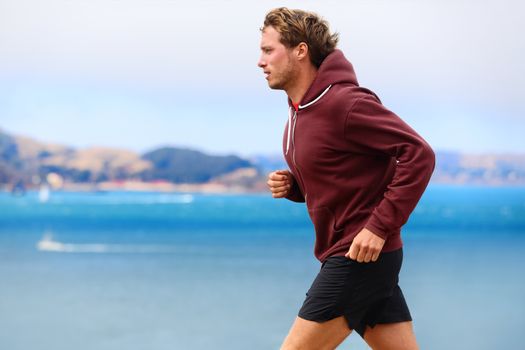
[
  {"x1": 299, "y1": 85, "x2": 332, "y2": 109},
  {"x1": 286, "y1": 107, "x2": 294, "y2": 155}
]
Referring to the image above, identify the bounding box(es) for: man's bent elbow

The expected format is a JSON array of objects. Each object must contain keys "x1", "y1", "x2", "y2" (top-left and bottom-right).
[{"x1": 419, "y1": 141, "x2": 436, "y2": 181}]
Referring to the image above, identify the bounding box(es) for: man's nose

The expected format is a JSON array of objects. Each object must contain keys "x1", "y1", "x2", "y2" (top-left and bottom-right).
[{"x1": 257, "y1": 56, "x2": 266, "y2": 68}]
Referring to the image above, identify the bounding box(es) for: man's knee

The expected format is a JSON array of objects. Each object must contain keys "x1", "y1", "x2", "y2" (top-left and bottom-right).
[
  {"x1": 279, "y1": 316, "x2": 351, "y2": 350},
  {"x1": 363, "y1": 321, "x2": 419, "y2": 350}
]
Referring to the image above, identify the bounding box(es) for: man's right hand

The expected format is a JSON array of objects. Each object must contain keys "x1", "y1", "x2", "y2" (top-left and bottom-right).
[{"x1": 267, "y1": 170, "x2": 293, "y2": 198}]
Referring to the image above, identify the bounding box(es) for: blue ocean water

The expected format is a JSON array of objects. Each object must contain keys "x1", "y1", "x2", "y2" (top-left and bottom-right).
[{"x1": 0, "y1": 185, "x2": 524, "y2": 350}]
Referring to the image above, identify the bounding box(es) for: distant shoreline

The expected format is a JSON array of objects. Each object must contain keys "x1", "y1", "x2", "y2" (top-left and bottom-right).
[
  {"x1": 1, "y1": 180, "x2": 267, "y2": 194},
  {"x1": 2, "y1": 179, "x2": 525, "y2": 196}
]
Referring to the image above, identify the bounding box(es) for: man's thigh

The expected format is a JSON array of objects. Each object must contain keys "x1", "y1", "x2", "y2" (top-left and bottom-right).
[
  {"x1": 280, "y1": 316, "x2": 352, "y2": 350},
  {"x1": 363, "y1": 321, "x2": 419, "y2": 350}
]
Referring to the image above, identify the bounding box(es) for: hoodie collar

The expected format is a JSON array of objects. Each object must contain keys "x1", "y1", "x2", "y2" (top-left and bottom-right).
[{"x1": 288, "y1": 49, "x2": 359, "y2": 110}]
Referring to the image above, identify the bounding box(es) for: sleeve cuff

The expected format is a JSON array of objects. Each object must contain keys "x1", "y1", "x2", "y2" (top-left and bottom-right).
[{"x1": 364, "y1": 215, "x2": 390, "y2": 240}]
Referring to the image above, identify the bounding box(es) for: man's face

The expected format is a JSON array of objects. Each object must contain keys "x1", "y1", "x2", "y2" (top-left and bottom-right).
[{"x1": 258, "y1": 26, "x2": 297, "y2": 91}]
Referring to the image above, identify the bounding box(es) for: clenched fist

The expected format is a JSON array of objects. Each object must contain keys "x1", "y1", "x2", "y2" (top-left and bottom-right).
[
  {"x1": 267, "y1": 169, "x2": 293, "y2": 198},
  {"x1": 345, "y1": 227, "x2": 386, "y2": 263}
]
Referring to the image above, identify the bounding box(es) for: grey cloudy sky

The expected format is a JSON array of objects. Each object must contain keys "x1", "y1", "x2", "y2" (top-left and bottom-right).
[{"x1": 0, "y1": 0, "x2": 523, "y2": 155}]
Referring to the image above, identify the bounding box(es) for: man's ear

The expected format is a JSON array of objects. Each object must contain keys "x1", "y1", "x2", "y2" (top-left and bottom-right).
[{"x1": 295, "y1": 42, "x2": 309, "y2": 61}]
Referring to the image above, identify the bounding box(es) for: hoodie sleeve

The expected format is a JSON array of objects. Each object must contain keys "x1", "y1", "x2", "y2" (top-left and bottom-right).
[
  {"x1": 285, "y1": 172, "x2": 306, "y2": 203},
  {"x1": 345, "y1": 95, "x2": 435, "y2": 240}
]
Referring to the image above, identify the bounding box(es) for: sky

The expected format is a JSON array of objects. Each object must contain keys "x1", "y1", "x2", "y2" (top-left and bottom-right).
[{"x1": 0, "y1": 0, "x2": 524, "y2": 157}]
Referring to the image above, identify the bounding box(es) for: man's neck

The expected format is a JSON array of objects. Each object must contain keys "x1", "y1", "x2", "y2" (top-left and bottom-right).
[{"x1": 286, "y1": 64, "x2": 318, "y2": 105}]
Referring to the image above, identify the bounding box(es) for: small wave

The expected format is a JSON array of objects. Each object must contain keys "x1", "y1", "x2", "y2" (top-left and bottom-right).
[
  {"x1": 102, "y1": 194, "x2": 194, "y2": 205},
  {"x1": 81, "y1": 194, "x2": 195, "y2": 205},
  {"x1": 37, "y1": 234, "x2": 180, "y2": 254},
  {"x1": 34, "y1": 193, "x2": 194, "y2": 205}
]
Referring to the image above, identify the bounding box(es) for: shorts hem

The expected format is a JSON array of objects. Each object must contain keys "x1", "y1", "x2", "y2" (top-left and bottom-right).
[
  {"x1": 354, "y1": 312, "x2": 413, "y2": 337},
  {"x1": 298, "y1": 310, "x2": 362, "y2": 333},
  {"x1": 297, "y1": 310, "x2": 344, "y2": 324}
]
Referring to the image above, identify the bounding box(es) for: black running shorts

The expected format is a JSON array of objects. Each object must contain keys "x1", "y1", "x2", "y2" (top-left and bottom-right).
[{"x1": 298, "y1": 248, "x2": 412, "y2": 337}]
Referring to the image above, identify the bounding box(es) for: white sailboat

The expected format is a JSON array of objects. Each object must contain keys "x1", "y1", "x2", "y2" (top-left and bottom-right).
[{"x1": 38, "y1": 183, "x2": 50, "y2": 203}]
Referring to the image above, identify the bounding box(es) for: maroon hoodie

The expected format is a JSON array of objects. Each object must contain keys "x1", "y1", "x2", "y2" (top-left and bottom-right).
[{"x1": 282, "y1": 50, "x2": 435, "y2": 262}]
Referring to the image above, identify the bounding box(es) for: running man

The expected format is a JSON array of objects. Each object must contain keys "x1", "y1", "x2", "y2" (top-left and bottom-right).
[{"x1": 258, "y1": 8, "x2": 435, "y2": 350}]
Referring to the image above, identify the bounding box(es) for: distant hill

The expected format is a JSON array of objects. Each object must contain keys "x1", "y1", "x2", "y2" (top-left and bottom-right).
[
  {"x1": 141, "y1": 147, "x2": 254, "y2": 183},
  {"x1": 431, "y1": 151, "x2": 525, "y2": 185},
  {"x1": 0, "y1": 131, "x2": 22, "y2": 183},
  {"x1": 0, "y1": 129, "x2": 262, "y2": 189}
]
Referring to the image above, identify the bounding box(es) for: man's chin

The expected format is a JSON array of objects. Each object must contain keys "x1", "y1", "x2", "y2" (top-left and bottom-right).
[{"x1": 268, "y1": 81, "x2": 284, "y2": 90}]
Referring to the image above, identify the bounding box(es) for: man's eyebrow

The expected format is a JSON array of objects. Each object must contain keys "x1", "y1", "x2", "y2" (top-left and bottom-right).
[{"x1": 260, "y1": 45, "x2": 273, "y2": 50}]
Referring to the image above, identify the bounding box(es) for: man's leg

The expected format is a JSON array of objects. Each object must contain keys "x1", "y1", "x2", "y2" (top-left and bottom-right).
[
  {"x1": 280, "y1": 315, "x2": 352, "y2": 350},
  {"x1": 362, "y1": 321, "x2": 419, "y2": 350}
]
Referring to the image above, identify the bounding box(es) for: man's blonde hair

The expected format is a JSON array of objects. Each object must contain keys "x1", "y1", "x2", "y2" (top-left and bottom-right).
[{"x1": 262, "y1": 7, "x2": 339, "y2": 68}]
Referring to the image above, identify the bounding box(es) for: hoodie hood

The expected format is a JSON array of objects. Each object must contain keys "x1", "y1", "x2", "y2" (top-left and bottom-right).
[
  {"x1": 291, "y1": 49, "x2": 359, "y2": 108},
  {"x1": 284, "y1": 50, "x2": 360, "y2": 155}
]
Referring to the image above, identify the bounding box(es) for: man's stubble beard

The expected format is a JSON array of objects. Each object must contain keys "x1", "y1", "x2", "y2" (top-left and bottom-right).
[{"x1": 268, "y1": 56, "x2": 299, "y2": 92}]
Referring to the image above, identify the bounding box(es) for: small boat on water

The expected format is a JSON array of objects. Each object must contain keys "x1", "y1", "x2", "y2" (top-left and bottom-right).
[{"x1": 38, "y1": 184, "x2": 50, "y2": 203}]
